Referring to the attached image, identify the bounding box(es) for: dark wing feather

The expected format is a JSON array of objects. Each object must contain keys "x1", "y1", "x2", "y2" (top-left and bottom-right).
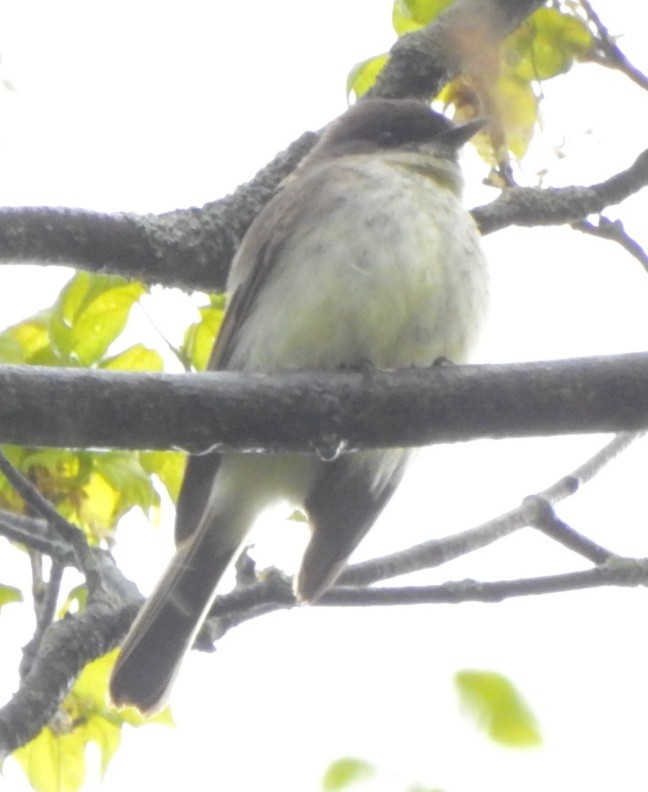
[
  {"x1": 298, "y1": 455, "x2": 408, "y2": 602},
  {"x1": 174, "y1": 176, "x2": 311, "y2": 544}
]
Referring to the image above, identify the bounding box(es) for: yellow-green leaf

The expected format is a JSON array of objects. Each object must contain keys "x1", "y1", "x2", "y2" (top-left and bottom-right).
[
  {"x1": 58, "y1": 584, "x2": 88, "y2": 618},
  {"x1": 322, "y1": 757, "x2": 375, "y2": 791},
  {"x1": 50, "y1": 273, "x2": 146, "y2": 365},
  {"x1": 14, "y1": 651, "x2": 173, "y2": 791},
  {"x1": 182, "y1": 295, "x2": 226, "y2": 371},
  {"x1": 0, "y1": 583, "x2": 23, "y2": 609},
  {"x1": 140, "y1": 450, "x2": 186, "y2": 503},
  {"x1": 455, "y1": 670, "x2": 542, "y2": 747},
  {"x1": 92, "y1": 451, "x2": 160, "y2": 524},
  {"x1": 14, "y1": 721, "x2": 88, "y2": 792},
  {"x1": 508, "y1": 8, "x2": 593, "y2": 82},
  {"x1": 347, "y1": 54, "x2": 389, "y2": 100},
  {"x1": 101, "y1": 343, "x2": 164, "y2": 372},
  {"x1": 392, "y1": 0, "x2": 453, "y2": 35},
  {"x1": 0, "y1": 310, "x2": 58, "y2": 365}
]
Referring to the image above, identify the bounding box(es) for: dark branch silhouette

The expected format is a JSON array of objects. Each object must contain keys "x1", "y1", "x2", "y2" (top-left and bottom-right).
[{"x1": 2, "y1": 355, "x2": 648, "y2": 452}]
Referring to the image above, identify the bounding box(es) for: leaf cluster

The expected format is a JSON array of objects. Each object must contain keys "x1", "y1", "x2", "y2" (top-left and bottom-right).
[{"x1": 349, "y1": 1, "x2": 592, "y2": 164}]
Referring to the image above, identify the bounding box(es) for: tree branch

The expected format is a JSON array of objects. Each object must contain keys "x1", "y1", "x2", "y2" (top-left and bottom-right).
[
  {"x1": 472, "y1": 148, "x2": 648, "y2": 234},
  {"x1": 0, "y1": 0, "x2": 605, "y2": 295},
  {"x1": 0, "y1": 600, "x2": 133, "y2": 759},
  {"x1": 320, "y1": 558, "x2": 648, "y2": 605},
  {"x1": 2, "y1": 355, "x2": 648, "y2": 452},
  {"x1": 0, "y1": 510, "x2": 76, "y2": 564},
  {"x1": 371, "y1": 0, "x2": 546, "y2": 99},
  {"x1": 0, "y1": 131, "x2": 317, "y2": 292},
  {"x1": 580, "y1": 0, "x2": 648, "y2": 92},
  {"x1": 573, "y1": 216, "x2": 648, "y2": 272},
  {"x1": 0, "y1": 451, "x2": 97, "y2": 583},
  {"x1": 0, "y1": 430, "x2": 643, "y2": 754}
]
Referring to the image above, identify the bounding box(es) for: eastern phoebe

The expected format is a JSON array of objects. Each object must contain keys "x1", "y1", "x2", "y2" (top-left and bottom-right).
[{"x1": 109, "y1": 98, "x2": 489, "y2": 713}]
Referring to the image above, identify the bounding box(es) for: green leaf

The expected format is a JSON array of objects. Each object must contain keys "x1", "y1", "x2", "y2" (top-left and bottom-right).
[
  {"x1": 92, "y1": 451, "x2": 160, "y2": 521},
  {"x1": 347, "y1": 54, "x2": 389, "y2": 100},
  {"x1": 322, "y1": 757, "x2": 375, "y2": 791},
  {"x1": 12, "y1": 448, "x2": 158, "y2": 542},
  {"x1": 14, "y1": 723, "x2": 88, "y2": 792},
  {"x1": 139, "y1": 450, "x2": 186, "y2": 503},
  {"x1": 58, "y1": 584, "x2": 88, "y2": 618},
  {"x1": 182, "y1": 294, "x2": 226, "y2": 371},
  {"x1": 0, "y1": 310, "x2": 59, "y2": 365},
  {"x1": 50, "y1": 273, "x2": 146, "y2": 365},
  {"x1": 455, "y1": 670, "x2": 542, "y2": 747},
  {"x1": 101, "y1": 343, "x2": 164, "y2": 372},
  {"x1": 507, "y1": 8, "x2": 593, "y2": 82},
  {"x1": 0, "y1": 584, "x2": 23, "y2": 610},
  {"x1": 392, "y1": 0, "x2": 453, "y2": 35},
  {"x1": 14, "y1": 651, "x2": 173, "y2": 792}
]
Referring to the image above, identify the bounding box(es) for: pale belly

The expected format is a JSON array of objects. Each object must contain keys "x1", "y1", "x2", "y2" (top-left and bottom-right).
[{"x1": 228, "y1": 159, "x2": 488, "y2": 372}]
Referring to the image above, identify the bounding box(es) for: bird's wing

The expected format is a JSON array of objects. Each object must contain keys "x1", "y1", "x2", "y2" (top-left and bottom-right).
[{"x1": 174, "y1": 171, "x2": 317, "y2": 544}]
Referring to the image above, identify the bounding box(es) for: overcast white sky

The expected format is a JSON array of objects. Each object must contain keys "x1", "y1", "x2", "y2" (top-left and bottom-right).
[{"x1": 1, "y1": 2, "x2": 648, "y2": 791}]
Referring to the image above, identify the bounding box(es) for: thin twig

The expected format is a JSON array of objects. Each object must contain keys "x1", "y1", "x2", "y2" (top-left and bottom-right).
[
  {"x1": 580, "y1": 0, "x2": 648, "y2": 92},
  {"x1": 573, "y1": 217, "x2": 648, "y2": 273},
  {"x1": 321, "y1": 557, "x2": 648, "y2": 606},
  {"x1": 342, "y1": 432, "x2": 645, "y2": 585},
  {"x1": 0, "y1": 510, "x2": 77, "y2": 565},
  {"x1": 20, "y1": 562, "x2": 65, "y2": 679},
  {"x1": 205, "y1": 556, "x2": 648, "y2": 613},
  {"x1": 0, "y1": 450, "x2": 96, "y2": 583},
  {"x1": 523, "y1": 495, "x2": 614, "y2": 564}
]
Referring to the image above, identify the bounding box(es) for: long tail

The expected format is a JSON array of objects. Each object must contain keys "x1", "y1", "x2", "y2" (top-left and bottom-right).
[{"x1": 109, "y1": 518, "x2": 239, "y2": 715}]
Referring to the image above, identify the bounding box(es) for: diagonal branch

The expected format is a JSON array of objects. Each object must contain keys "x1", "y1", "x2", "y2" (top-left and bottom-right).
[
  {"x1": 580, "y1": 0, "x2": 648, "y2": 92},
  {"x1": 0, "y1": 0, "x2": 622, "y2": 294},
  {"x1": 573, "y1": 216, "x2": 648, "y2": 272},
  {"x1": 472, "y1": 148, "x2": 648, "y2": 234}
]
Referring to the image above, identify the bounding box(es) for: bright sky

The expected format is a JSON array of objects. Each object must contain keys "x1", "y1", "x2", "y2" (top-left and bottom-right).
[{"x1": 1, "y1": 1, "x2": 648, "y2": 791}]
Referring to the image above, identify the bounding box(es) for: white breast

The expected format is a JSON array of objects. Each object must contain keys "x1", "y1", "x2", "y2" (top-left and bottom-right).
[{"x1": 229, "y1": 156, "x2": 488, "y2": 372}]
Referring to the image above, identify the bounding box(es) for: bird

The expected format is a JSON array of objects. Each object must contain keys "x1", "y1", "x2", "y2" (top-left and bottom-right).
[{"x1": 109, "y1": 98, "x2": 489, "y2": 714}]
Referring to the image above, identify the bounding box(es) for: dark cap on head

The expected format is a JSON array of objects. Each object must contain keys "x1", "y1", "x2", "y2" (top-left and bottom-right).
[{"x1": 314, "y1": 99, "x2": 487, "y2": 161}]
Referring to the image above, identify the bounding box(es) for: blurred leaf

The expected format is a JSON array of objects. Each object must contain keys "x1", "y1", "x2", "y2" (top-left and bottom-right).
[
  {"x1": 101, "y1": 343, "x2": 164, "y2": 372},
  {"x1": 455, "y1": 670, "x2": 542, "y2": 747},
  {"x1": 14, "y1": 723, "x2": 87, "y2": 792},
  {"x1": 347, "y1": 54, "x2": 389, "y2": 100},
  {"x1": 96, "y1": 452, "x2": 160, "y2": 514},
  {"x1": 140, "y1": 450, "x2": 186, "y2": 503},
  {"x1": 50, "y1": 272, "x2": 146, "y2": 365},
  {"x1": 0, "y1": 446, "x2": 29, "y2": 511},
  {"x1": 182, "y1": 294, "x2": 226, "y2": 371},
  {"x1": 392, "y1": 0, "x2": 453, "y2": 35},
  {"x1": 5, "y1": 448, "x2": 158, "y2": 543},
  {"x1": 0, "y1": 583, "x2": 23, "y2": 610},
  {"x1": 0, "y1": 310, "x2": 59, "y2": 365},
  {"x1": 14, "y1": 650, "x2": 173, "y2": 792},
  {"x1": 507, "y1": 8, "x2": 592, "y2": 82},
  {"x1": 58, "y1": 584, "x2": 88, "y2": 618},
  {"x1": 322, "y1": 757, "x2": 375, "y2": 790},
  {"x1": 489, "y1": 74, "x2": 538, "y2": 160},
  {"x1": 435, "y1": 6, "x2": 590, "y2": 164},
  {"x1": 442, "y1": 71, "x2": 537, "y2": 161}
]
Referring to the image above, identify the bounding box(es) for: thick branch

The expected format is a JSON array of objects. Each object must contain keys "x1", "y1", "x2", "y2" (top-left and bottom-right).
[
  {"x1": 1, "y1": 355, "x2": 648, "y2": 451},
  {"x1": 0, "y1": 0, "x2": 580, "y2": 293},
  {"x1": 472, "y1": 148, "x2": 648, "y2": 234},
  {"x1": 372, "y1": 0, "x2": 546, "y2": 99},
  {"x1": 0, "y1": 132, "x2": 316, "y2": 292},
  {"x1": 0, "y1": 601, "x2": 132, "y2": 759}
]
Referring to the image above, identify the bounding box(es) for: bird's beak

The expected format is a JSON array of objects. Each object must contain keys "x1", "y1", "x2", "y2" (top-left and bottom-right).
[{"x1": 440, "y1": 117, "x2": 489, "y2": 148}]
